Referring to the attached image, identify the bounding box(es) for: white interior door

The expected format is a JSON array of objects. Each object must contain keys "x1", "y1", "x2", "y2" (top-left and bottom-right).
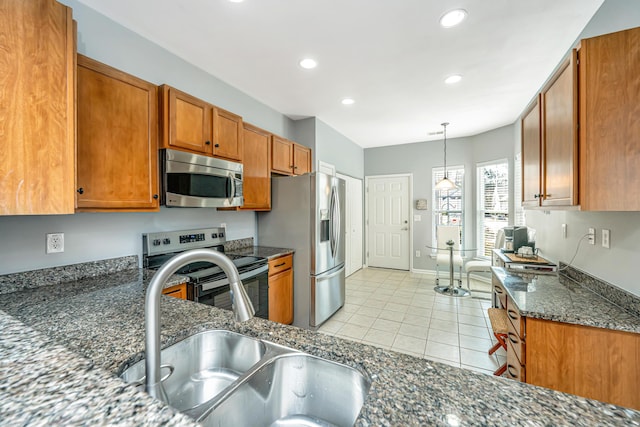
[
  {"x1": 366, "y1": 175, "x2": 410, "y2": 270},
  {"x1": 337, "y1": 173, "x2": 363, "y2": 277}
]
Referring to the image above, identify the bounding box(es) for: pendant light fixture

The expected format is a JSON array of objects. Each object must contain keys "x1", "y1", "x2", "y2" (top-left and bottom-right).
[{"x1": 435, "y1": 122, "x2": 458, "y2": 191}]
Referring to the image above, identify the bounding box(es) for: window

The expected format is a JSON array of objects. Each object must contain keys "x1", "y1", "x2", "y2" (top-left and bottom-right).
[
  {"x1": 432, "y1": 166, "x2": 464, "y2": 251},
  {"x1": 477, "y1": 160, "x2": 509, "y2": 257}
]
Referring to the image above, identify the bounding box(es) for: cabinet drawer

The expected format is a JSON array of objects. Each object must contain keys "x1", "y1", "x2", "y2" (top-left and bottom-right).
[
  {"x1": 162, "y1": 283, "x2": 187, "y2": 300},
  {"x1": 269, "y1": 254, "x2": 293, "y2": 276},
  {"x1": 493, "y1": 280, "x2": 507, "y2": 309},
  {"x1": 507, "y1": 318, "x2": 526, "y2": 364},
  {"x1": 506, "y1": 339, "x2": 526, "y2": 382},
  {"x1": 506, "y1": 297, "x2": 525, "y2": 338}
]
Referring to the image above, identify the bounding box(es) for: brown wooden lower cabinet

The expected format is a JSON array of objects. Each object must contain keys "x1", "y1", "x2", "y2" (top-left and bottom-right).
[
  {"x1": 525, "y1": 318, "x2": 640, "y2": 410},
  {"x1": 268, "y1": 254, "x2": 293, "y2": 325},
  {"x1": 162, "y1": 283, "x2": 188, "y2": 300}
]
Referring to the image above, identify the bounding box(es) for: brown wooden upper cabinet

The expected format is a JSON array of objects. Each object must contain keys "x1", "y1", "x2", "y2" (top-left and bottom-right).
[
  {"x1": 76, "y1": 55, "x2": 159, "y2": 212},
  {"x1": 240, "y1": 124, "x2": 272, "y2": 210},
  {"x1": 293, "y1": 143, "x2": 312, "y2": 175},
  {"x1": 521, "y1": 26, "x2": 640, "y2": 211},
  {"x1": 159, "y1": 85, "x2": 244, "y2": 162},
  {"x1": 213, "y1": 108, "x2": 243, "y2": 162},
  {"x1": 579, "y1": 26, "x2": 640, "y2": 211},
  {"x1": 1, "y1": 0, "x2": 75, "y2": 215},
  {"x1": 521, "y1": 52, "x2": 579, "y2": 208},
  {"x1": 271, "y1": 135, "x2": 311, "y2": 175},
  {"x1": 521, "y1": 96, "x2": 542, "y2": 207},
  {"x1": 159, "y1": 85, "x2": 212, "y2": 155}
]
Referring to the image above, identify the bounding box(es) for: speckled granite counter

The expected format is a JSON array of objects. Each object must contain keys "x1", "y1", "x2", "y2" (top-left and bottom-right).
[
  {"x1": 492, "y1": 267, "x2": 640, "y2": 333},
  {"x1": 1, "y1": 269, "x2": 640, "y2": 426},
  {"x1": 226, "y1": 245, "x2": 294, "y2": 260}
]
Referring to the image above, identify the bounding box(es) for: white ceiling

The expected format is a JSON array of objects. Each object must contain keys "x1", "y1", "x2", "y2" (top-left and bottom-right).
[{"x1": 76, "y1": 0, "x2": 604, "y2": 148}]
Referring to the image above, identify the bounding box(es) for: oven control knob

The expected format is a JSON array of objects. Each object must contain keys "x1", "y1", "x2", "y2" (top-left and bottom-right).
[
  {"x1": 211, "y1": 233, "x2": 218, "y2": 238},
  {"x1": 152, "y1": 239, "x2": 161, "y2": 246},
  {"x1": 219, "y1": 232, "x2": 224, "y2": 238},
  {"x1": 162, "y1": 238, "x2": 171, "y2": 245}
]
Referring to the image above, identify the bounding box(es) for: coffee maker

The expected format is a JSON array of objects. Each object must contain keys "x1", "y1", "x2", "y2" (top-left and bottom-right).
[{"x1": 502, "y1": 226, "x2": 528, "y2": 253}]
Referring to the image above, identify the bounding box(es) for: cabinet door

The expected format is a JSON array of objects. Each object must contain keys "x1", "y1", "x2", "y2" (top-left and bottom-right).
[
  {"x1": 269, "y1": 268, "x2": 293, "y2": 324},
  {"x1": 213, "y1": 107, "x2": 243, "y2": 161},
  {"x1": 271, "y1": 135, "x2": 294, "y2": 175},
  {"x1": 241, "y1": 124, "x2": 271, "y2": 210},
  {"x1": 541, "y1": 52, "x2": 578, "y2": 207},
  {"x1": 161, "y1": 85, "x2": 212, "y2": 155},
  {"x1": 521, "y1": 97, "x2": 542, "y2": 207},
  {"x1": 76, "y1": 55, "x2": 159, "y2": 211},
  {"x1": 579, "y1": 27, "x2": 640, "y2": 211},
  {"x1": 0, "y1": 0, "x2": 75, "y2": 215},
  {"x1": 293, "y1": 144, "x2": 312, "y2": 175}
]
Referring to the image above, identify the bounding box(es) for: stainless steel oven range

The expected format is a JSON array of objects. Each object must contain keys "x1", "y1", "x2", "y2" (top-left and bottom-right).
[{"x1": 143, "y1": 227, "x2": 268, "y2": 319}]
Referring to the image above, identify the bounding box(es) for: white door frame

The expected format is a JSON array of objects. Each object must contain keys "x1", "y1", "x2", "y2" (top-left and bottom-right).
[{"x1": 364, "y1": 173, "x2": 413, "y2": 272}]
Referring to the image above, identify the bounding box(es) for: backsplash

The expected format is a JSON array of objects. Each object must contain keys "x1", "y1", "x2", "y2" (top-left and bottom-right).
[
  {"x1": 223, "y1": 237, "x2": 254, "y2": 252},
  {"x1": 560, "y1": 263, "x2": 640, "y2": 318},
  {"x1": 0, "y1": 255, "x2": 137, "y2": 295}
]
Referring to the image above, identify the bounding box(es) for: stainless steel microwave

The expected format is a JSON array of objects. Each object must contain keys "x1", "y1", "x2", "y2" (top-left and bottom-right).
[{"x1": 161, "y1": 149, "x2": 243, "y2": 208}]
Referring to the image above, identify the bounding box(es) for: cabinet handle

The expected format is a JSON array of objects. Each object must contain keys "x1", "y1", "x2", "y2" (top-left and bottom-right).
[
  {"x1": 534, "y1": 194, "x2": 540, "y2": 198},
  {"x1": 274, "y1": 262, "x2": 286, "y2": 268},
  {"x1": 294, "y1": 166, "x2": 298, "y2": 169},
  {"x1": 77, "y1": 187, "x2": 84, "y2": 195},
  {"x1": 153, "y1": 194, "x2": 159, "y2": 200},
  {"x1": 205, "y1": 141, "x2": 211, "y2": 145},
  {"x1": 215, "y1": 143, "x2": 220, "y2": 148}
]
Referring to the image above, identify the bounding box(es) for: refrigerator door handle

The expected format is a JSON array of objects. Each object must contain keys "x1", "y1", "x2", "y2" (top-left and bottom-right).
[{"x1": 329, "y1": 185, "x2": 340, "y2": 259}]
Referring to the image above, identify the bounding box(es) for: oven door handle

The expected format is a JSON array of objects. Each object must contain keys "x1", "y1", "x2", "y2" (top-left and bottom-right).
[{"x1": 199, "y1": 264, "x2": 269, "y2": 292}]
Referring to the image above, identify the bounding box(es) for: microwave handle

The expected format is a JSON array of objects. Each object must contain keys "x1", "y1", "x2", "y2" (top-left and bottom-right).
[{"x1": 229, "y1": 174, "x2": 236, "y2": 201}]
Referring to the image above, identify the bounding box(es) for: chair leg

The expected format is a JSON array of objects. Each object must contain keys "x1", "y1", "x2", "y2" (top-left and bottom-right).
[
  {"x1": 489, "y1": 332, "x2": 507, "y2": 355},
  {"x1": 494, "y1": 363, "x2": 507, "y2": 377}
]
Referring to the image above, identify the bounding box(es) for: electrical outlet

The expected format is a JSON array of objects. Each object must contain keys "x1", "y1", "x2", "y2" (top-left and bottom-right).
[
  {"x1": 588, "y1": 228, "x2": 595, "y2": 245},
  {"x1": 415, "y1": 250, "x2": 421, "y2": 257},
  {"x1": 46, "y1": 233, "x2": 64, "y2": 254},
  {"x1": 602, "y1": 229, "x2": 610, "y2": 249},
  {"x1": 562, "y1": 224, "x2": 567, "y2": 239}
]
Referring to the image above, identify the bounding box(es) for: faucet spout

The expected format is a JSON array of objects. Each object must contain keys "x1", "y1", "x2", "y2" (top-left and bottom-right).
[{"x1": 144, "y1": 248, "x2": 255, "y2": 402}]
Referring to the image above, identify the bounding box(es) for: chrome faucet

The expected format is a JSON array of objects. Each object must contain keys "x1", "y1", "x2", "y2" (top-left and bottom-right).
[{"x1": 144, "y1": 248, "x2": 255, "y2": 402}]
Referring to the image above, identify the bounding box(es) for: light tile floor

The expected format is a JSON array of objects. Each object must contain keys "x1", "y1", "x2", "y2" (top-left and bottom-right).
[{"x1": 318, "y1": 267, "x2": 506, "y2": 375}]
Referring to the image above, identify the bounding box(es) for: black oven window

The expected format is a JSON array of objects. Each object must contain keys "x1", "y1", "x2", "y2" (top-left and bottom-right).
[{"x1": 167, "y1": 173, "x2": 230, "y2": 198}]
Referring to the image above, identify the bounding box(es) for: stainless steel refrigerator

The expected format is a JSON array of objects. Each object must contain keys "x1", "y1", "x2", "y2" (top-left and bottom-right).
[{"x1": 258, "y1": 172, "x2": 345, "y2": 330}]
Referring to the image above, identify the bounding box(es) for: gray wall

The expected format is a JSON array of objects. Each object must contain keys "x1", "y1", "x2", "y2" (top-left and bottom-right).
[
  {"x1": 364, "y1": 125, "x2": 515, "y2": 271},
  {"x1": 315, "y1": 119, "x2": 365, "y2": 179},
  {"x1": 519, "y1": 0, "x2": 640, "y2": 296}
]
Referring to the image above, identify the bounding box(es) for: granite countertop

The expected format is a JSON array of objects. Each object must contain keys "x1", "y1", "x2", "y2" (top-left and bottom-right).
[
  {"x1": 492, "y1": 267, "x2": 640, "y2": 333},
  {"x1": 226, "y1": 245, "x2": 294, "y2": 260},
  {"x1": 1, "y1": 269, "x2": 639, "y2": 426}
]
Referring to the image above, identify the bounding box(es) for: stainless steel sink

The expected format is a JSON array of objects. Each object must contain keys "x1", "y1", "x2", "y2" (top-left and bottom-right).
[
  {"x1": 121, "y1": 330, "x2": 266, "y2": 412},
  {"x1": 200, "y1": 354, "x2": 371, "y2": 427},
  {"x1": 121, "y1": 330, "x2": 371, "y2": 426}
]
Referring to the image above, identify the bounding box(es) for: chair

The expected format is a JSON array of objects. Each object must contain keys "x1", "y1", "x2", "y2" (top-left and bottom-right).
[
  {"x1": 435, "y1": 225, "x2": 463, "y2": 286},
  {"x1": 463, "y1": 229, "x2": 505, "y2": 291},
  {"x1": 487, "y1": 308, "x2": 508, "y2": 376}
]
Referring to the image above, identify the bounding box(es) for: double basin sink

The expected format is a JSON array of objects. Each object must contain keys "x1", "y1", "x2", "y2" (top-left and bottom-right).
[{"x1": 121, "y1": 330, "x2": 371, "y2": 426}]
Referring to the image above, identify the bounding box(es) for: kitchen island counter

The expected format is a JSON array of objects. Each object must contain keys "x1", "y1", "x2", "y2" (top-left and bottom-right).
[{"x1": 1, "y1": 268, "x2": 639, "y2": 426}]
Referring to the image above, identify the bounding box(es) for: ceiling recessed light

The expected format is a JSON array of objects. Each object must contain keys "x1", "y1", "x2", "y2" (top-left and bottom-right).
[
  {"x1": 299, "y1": 58, "x2": 318, "y2": 69},
  {"x1": 445, "y1": 74, "x2": 462, "y2": 84},
  {"x1": 341, "y1": 98, "x2": 355, "y2": 105},
  {"x1": 439, "y1": 9, "x2": 467, "y2": 28},
  {"x1": 229, "y1": 0, "x2": 244, "y2": 3}
]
